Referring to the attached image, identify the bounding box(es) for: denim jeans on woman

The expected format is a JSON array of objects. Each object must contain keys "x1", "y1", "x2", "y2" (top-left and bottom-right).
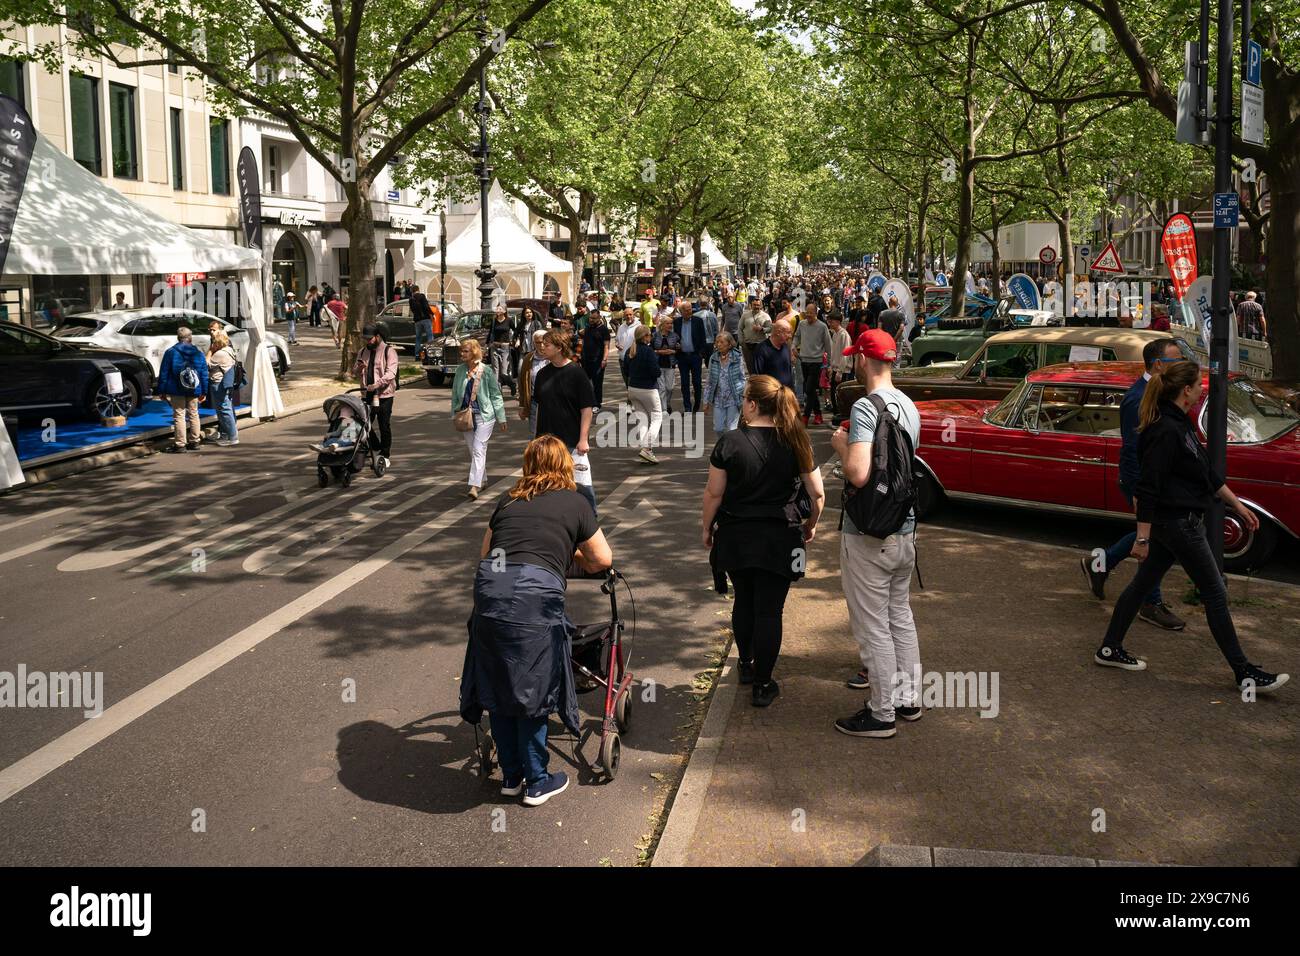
[
  {"x1": 208, "y1": 378, "x2": 239, "y2": 441},
  {"x1": 1102, "y1": 482, "x2": 1161, "y2": 605},
  {"x1": 1102, "y1": 512, "x2": 1248, "y2": 673}
]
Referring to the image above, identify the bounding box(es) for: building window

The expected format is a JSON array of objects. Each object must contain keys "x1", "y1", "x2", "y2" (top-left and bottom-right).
[
  {"x1": 166, "y1": 50, "x2": 179, "y2": 75},
  {"x1": 0, "y1": 60, "x2": 24, "y2": 107},
  {"x1": 210, "y1": 118, "x2": 230, "y2": 194},
  {"x1": 169, "y1": 108, "x2": 184, "y2": 190},
  {"x1": 108, "y1": 82, "x2": 138, "y2": 179},
  {"x1": 337, "y1": 248, "x2": 350, "y2": 290},
  {"x1": 69, "y1": 73, "x2": 101, "y2": 176},
  {"x1": 265, "y1": 144, "x2": 280, "y2": 194}
]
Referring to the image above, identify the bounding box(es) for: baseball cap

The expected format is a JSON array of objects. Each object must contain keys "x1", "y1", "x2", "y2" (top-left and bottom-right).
[
  {"x1": 362, "y1": 322, "x2": 380, "y2": 337},
  {"x1": 843, "y1": 328, "x2": 897, "y2": 362}
]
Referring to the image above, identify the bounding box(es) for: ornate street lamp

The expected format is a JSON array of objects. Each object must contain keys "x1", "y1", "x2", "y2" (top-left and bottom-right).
[{"x1": 473, "y1": 0, "x2": 496, "y2": 313}]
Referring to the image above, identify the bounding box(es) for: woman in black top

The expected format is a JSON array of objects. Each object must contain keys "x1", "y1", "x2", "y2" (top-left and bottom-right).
[
  {"x1": 460, "y1": 435, "x2": 613, "y2": 806},
  {"x1": 701, "y1": 375, "x2": 826, "y2": 706},
  {"x1": 1098, "y1": 361, "x2": 1288, "y2": 693}
]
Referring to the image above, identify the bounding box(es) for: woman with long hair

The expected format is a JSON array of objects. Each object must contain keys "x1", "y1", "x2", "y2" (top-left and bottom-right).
[
  {"x1": 460, "y1": 435, "x2": 613, "y2": 806},
  {"x1": 1097, "y1": 360, "x2": 1288, "y2": 693},
  {"x1": 624, "y1": 324, "x2": 663, "y2": 464},
  {"x1": 451, "y1": 339, "x2": 507, "y2": 499},
  {"x1": 205, "y1": 327, "x2": 240, "y2": 446},
  {"x1": 701, "y1": 375, "x2": 825, "y2": 706}
]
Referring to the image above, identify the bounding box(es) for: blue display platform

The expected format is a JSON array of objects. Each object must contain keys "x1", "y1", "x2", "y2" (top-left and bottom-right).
[{"x1": 15, "y1": 398, "x2": 251, "y2": 466}]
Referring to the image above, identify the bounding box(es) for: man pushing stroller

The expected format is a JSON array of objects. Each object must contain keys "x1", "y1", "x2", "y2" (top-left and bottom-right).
[{"x1": 351, "y1": 322, "x2": 399, "y2": 469}]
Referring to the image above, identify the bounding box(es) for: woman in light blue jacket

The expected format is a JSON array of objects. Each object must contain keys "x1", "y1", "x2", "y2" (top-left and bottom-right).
[
  {"x1": 452, "y1": 339, "x2": 507, "y2": 499},
  {"x1": 703, "y1": 330, "x2": 746, "y2": 433}
]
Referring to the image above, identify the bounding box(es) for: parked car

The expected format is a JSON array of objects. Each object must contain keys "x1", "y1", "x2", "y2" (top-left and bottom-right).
[
  {"x1": 32, "y1": 295, "x2": 92, "y2": 331},
  {"x1": 0, "y1": 320, "x2": 154, "y2": 422},
  {"x1": 377, "y1": 298, "x2": 463, "y2": 355},
  {"x1": 50, "y1": 309, "x2": 291, "y2": 379},
  {"x1": 839, "y1": 326, "x2": 1197, "y2": 415},
  {"x1": 418, "y1": 310, "x2": 510, "y2": 387},
  {"x1": 910, "y1": 362, "x2": 1300, "y2": 571}
]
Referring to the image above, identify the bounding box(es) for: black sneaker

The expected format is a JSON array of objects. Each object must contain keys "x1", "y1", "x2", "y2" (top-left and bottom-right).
[
  {"x1": 1094, "y1": 645, "x2": 1147, "y2": 671},
  {"x1": 846, "y1": 669, "x2": 870, "y2": 690},
  {"x1": 751, "y1": 680, "x2": 780, "y2": 707},
  {"x1": 737, "y1": 660, "x2": 754, "y2": 685},
  {"x1": 1138, "y1": 602, "x2": 1186, "y2": 631},
  {"x1": 163, "y1": 445, "x2": 186, "y2": 454},
  {"x1": 1235, "y1": 665, "x2": 1290, "y2": 695},
  {"x1": 1080, "y1": 556, "x2": 1108, "y2": 600},
  {"x1": 834, "y1": 708, "x2": 897, "y2": 738},
  {"x1": 186, "y1": 442, "x2": 201, "y2": 451},
  {"x1": 895, "y1": 705, "x2": 922, "y2": 722}
]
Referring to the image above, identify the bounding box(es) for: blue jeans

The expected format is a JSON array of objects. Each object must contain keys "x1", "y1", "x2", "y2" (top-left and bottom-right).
[
  {"x1": 713, "y1": 403, "x2": 740, "y2": 432},
  {"x1": 415, "y1": 319, "x2": 433, "y2": 351},
  {"x1": 1102, "y1": 512, "x2": 1247, "y2": 674},
  {"x1": 489, "y1": 713, "x2": 549, "y2": 784},
  {"x1": 1103, "y1": 483, "x2": 1161, "y2": 604},
  {"x1": 678, "y1": 351, "x2": 703, "y2": 412},
  {"x1": 208, "y1": 380, "x2": 238, "y2": 441}
]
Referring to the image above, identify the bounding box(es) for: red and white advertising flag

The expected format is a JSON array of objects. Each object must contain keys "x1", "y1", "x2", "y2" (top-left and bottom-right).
[{"x1": 1160, "y1": 213, "x2": 1198, "y2": 301}]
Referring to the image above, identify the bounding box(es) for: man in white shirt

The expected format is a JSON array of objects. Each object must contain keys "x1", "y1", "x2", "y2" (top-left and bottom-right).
[{"x1": 614, "y1": 308, "x2": 638, "y2": 384}]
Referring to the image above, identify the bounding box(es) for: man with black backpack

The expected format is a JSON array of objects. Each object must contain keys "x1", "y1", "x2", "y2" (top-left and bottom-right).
[{"x1": 831, "y1": 329, "x2": 923, "y2": 739}]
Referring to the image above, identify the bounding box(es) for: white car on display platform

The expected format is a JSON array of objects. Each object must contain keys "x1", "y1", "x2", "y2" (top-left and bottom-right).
[{"x1": 50, "y1": 308, "x2": 292, "y2": 379}]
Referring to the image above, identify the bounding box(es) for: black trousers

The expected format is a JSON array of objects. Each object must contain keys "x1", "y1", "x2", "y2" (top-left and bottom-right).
[
  {"x1": 728, "y1": 567, "x2": 793, "y2": 686},
  {"x1": 370, "y1": 396, "x2": 393, "y2": 458},
  {"x1": 584, "y1": 362, "x2": 605, "y2": 406},
  {"x1": 801, "y1": 362, "x2": 822, "y2": 416},
  {"x1": 1102, "y1": 512, "x2": 1248, "y2": 673}
]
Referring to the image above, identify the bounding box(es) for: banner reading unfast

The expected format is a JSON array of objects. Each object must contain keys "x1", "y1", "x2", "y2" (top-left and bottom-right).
[{"x1": 1160, "y1": 213, "x2": 1198, "y2": 301}]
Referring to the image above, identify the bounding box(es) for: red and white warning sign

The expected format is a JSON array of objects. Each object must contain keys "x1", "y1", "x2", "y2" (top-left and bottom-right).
[{"x1": 1089, "y1": 240, "x2": 1124, "y2": 274}]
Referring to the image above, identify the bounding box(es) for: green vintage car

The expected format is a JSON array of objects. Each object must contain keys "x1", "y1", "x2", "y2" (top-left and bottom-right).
[{"x1": 910, "y1": 299, "x2": 1059, "y2": 366}]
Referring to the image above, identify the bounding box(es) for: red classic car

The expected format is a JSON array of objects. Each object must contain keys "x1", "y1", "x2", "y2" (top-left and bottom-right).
[{"x1": 913, "y1": 362, "x2": 1300, "y2": 572}]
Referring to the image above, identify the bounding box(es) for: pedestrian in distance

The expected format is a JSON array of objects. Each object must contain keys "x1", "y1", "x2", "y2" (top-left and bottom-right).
[
  {"x1": 832, "y1": 329, "x2": 924, "y2": 738},
  {"x1": 624, "y1": 324, "x2": 663, "y2": 465},
  {"x1": 488, "y1": 306, "x2": 515, "y2": 395},
  {"x1": 1094, "y1": 360, "x2": 1289, "y2": 694},
  {"x1": 306, "y1": 285, "x2": 322, "y2": 328},
  {"x1": 792, "y1": 301, "x2": 830, "y2": 425},
  {"x1": 1082, "y1": 338, "x2": 1187, "y2": 630},
  {"x1": 283, "y1": 291, "x2": 300, "y2": 344},
  {"x1": 652, "y1": 315, "x2": 681, "y2": 415},
  {"x1": 351, "y1": 322, "x2": 398, "y2": 470},
  {"x1": 739, "y1": 298, "x2": 771, "y2": 374},
  {"x1": 461, "y1": 434, "x2": 614, "y2": 806},
  {"x1": 826, "y1": 313, "x2": 852, "y2": 426},
  {"x1": 157, "y1": 326, "x2": 209, "y2": 453},
  {"x1": 673, "y1": 301, "x2": 709, "y2": 414},
  {"x1": 701, "y1": 374, "x2": 825, "y2": 707},
  {"x1": 518, "y1": 329, "x2": 549, "y2": 437},
  {"x1": 580, "y1": 310, "x2": 611, "y2": 407},
  {"x1": 325, "y1": 293, "x2": 346, "y2": 348},
  {"x1": 410, "y1": 283, "x2": 434, "y2": 354},
  {"x1": 614, "y1": 308, "x2": 639, "y2": 386},
  {"x1": 702, "y1": 330, "x2": 746, "y2": 434},
  {"x1": 533, "y1": 329, "x2": 599, "y2": 514},
  {"x1": 452, "y1": 339, "x2": 507, "y2": 500},
  {"x1": 205, "y1": 327, "x2": 241, "y2": 447},
  {"x1": 272, "y1": 276, "x2": 285, "y2": 324}
]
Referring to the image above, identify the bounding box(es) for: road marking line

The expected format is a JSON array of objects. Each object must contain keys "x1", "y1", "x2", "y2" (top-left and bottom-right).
[
  {"x1": 0, "y1": 472, "x2": 519, "y2": 806},
  {"x1": 0, "y1": 505, "x2": 73, "y2": 530}
]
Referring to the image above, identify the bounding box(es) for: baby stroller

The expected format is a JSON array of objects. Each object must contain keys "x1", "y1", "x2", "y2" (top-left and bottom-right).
[
  {"x1": 475, "y1": 568, "x2": 636, "y2": 780},
  {"x1": 314, "y1": 389, "x2": 388, "y2": 488}
]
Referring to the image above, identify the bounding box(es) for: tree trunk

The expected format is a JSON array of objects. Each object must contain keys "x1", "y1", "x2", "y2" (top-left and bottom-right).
[
  {"x1": 916, "y1": 173, "x2": 930, "y2": 280},
  {"x1": 567, "y1": 211, "x2": 587, "y2": 307},
  {"x1": 990, "y1": 232, "x2": 1001, "y2": 294},
  {"x1": 1266, "y1": 159, "x2": 1300, "y2": 378},
  {"x1": 653, "y1": 229, "x2": 669, "y2": 290},
  {"x1": 1059, "y1": 209, "x2": 1074, "y2": 321},
  {"x1": 950, "y1": 146, "x2": 975, "y2": 315},
  {"x1": 902, "y1": 212, "x2": 913, "y2": 279},
  {"x1": 338, "y1": 180, "x2": 376, "y2": 378}
]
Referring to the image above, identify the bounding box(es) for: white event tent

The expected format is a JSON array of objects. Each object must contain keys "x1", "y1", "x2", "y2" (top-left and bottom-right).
[
  {"x1": 415, "y1": 182, "x2": 574, "y2": 309},
  {"x1": 0, "y1": 131, "x2": 283, "y2": 490},
  {"x1": 682, "y1": 229, "x2": 734, "y2": 271}
]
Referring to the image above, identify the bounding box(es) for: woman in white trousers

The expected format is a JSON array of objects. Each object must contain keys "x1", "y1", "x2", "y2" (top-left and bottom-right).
[
  {"x1": 451, "y1": 340, "x2": 507, "y2": 498},
  {"x1": 624, "y1": 324, "x2": 664, "y2": 465}
]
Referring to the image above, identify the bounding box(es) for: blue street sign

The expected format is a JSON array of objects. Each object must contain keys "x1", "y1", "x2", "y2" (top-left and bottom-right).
[
  {"x1": 1213, "y1": 192, "x2": 1239, "y2": 228},
  {"x1": 861, "y1": 254, "x2": 870, "y2": 267},
  {"x1": 1246, "y1": 39, "x2": 1262, "y2": 87}
]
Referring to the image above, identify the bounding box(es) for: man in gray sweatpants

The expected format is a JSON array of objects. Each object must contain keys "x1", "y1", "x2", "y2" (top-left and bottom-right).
[{"x1": 830, "y1": 328, "x2": 923, "y2": 739}]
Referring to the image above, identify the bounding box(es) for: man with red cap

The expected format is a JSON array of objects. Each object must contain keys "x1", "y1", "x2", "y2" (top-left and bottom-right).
[{"x1": 831, "y1": 329, "x2": 923, "y2": 739}]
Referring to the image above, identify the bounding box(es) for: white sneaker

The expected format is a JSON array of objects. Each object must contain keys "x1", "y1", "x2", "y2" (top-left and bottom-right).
[
  {"x1": 216, "y1": 438, "x2": 239, "y2": 446},
  {"x1": 638, "y1": 448, "x2": 659, "y2": 464}
]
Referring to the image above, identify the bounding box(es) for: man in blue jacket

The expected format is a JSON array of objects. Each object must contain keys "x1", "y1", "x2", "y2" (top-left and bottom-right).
[
  {"x1": 1081, "y1": 337, "x2": 1185, "y2": 629},
  {"x1": 673, "y1": 301, "x2": 709, "y2": 413},
  {"x1": 157, "y1": 326, "x2": 210, "y2": 453}
]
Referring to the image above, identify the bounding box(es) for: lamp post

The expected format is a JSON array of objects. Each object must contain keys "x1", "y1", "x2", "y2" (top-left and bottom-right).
[
  {"x1": 473, "y1": 0, "x2": 496, "y2": 313},
  {"x1": 439, "y1": 203, "x2": 448, "y2": 317}
]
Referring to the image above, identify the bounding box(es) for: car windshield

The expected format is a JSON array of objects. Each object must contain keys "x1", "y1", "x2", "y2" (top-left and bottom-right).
[
  {"x1": 985, "y1": 378, "x2": 1031, "y2": 427},
  {"x1": 455, "y1": 315, "x2": 484, "y2": 335},
  {"x1": 51, "y1": 317, "x2": 106, "y2": 338},
  {"x1": 1199, "y1": 378, "x2": 1300, "y2": 444}
]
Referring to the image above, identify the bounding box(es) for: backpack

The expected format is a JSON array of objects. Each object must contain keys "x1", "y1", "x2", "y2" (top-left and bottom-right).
[
  {"x1": 177, "y1": 349, "x2": 201, "y2": 393},
  {"x1": 227, "y1": 348, "x2": 248, "y2": 390},
  {"x1": 842, "y1": 393, "x2": 916, "y2": 539}
]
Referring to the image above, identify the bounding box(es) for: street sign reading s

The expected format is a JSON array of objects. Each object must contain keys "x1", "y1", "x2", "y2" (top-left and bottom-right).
[{"x1": 1213, "y1": 193, "x2": 1239, "y2": 229}]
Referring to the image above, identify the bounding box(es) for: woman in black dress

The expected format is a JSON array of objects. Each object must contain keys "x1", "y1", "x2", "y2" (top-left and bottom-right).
[{"x1": 701, "y1": 375, "x2": 825, "y2": 706}]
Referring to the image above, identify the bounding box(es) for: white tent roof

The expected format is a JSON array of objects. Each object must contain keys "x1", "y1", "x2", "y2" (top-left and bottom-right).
[
  {"x1": 416, "y1": 182, "x2": 572, "y2": 275},
  {"x1": 2, "y1": 132, "x2": 262, "y2": 278},
  {"x1": 684, "y1": 229, "x2": 733, "y2": 269}
]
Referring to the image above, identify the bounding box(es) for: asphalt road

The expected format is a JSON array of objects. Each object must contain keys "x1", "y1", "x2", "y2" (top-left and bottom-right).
[{"x1": 0, "y1": 367, "x2": 732, "y2": 866}]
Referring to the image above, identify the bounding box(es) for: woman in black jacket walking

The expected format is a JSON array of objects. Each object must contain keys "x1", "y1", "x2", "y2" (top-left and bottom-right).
[
  {"x1": 1096, "y1": 360, "x2": 1288, "y2": 693},
  {"x1": 701, "y1": 375, "x2": 826, "y2": 706}
]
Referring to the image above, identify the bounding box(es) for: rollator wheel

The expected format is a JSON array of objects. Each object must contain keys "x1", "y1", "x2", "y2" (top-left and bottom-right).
[
  {"x1": 599, "y1": 731, "x2": 621, "y2": 779},
  {"x1": 317, "y1": 467, "x2": 329, "y2": 488},
  {"x1": 372, "y1": 455, "x2": 387, "y2": 478},
  {"x1": 478, "y1": 732, "x2": 496, "y2": 780},
  {"x1": 615, "y1": 687, "x2": 632, "y2": 734},
  {"x1": 340, "y1": 470, "x2": 352, "y2": 488}
]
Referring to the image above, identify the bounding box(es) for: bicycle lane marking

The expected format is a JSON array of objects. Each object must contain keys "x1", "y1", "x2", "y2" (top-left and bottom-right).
[{"x1": 0, "y1": 471, "x2": 519, "y2": 806}]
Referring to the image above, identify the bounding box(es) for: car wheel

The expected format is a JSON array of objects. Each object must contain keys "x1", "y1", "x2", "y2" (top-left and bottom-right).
[
  {"x1": 914, "y1": 468, "x2": 943, "y2": 520},
  {"x1": 87, "y1": 376, "x2": 140, "y2": 420},
  {"x1": 1223, "y1": 510, "x2": 1277, "y2": 573},
  {"x1": 426, "y1": 370, "x2": 446, "y2": 387}
]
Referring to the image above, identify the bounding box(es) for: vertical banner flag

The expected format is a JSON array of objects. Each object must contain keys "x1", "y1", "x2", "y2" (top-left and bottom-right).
[
  {"x1": 236, "y1": 146, "x2": 262, "y2": 250},
  {"x1": 1007, "y1": 273, "x2": 1042, "y2": 311},
  {"x1": 881, "y1": 278, "x2": 916, "y2": 338},
  {"x1": 1160, "y1": 213, "x2": 1198, "y2": 301},
  {"x1": 0, "y1": 93, "x2": 37, "y2": 280},
  {"x1": 1182, "y1": 273, "x2": 1239, "y2": 372}
]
